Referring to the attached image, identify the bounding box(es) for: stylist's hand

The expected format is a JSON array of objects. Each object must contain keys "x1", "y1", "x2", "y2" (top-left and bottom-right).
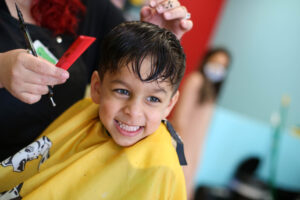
[
  {"x1": 0, "y1": 49, "x2": 69, "y2": 104},
  {"x1": 140, "y1": 0, "x2": 193, "y2": 40}
]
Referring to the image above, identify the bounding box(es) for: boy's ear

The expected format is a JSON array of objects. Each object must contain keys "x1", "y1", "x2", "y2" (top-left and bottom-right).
[
  {"x1": 163, "y1": 90, "x2": 179, "y2": 118},
  {"x1": 90, "y1": 71, "x2": 101, "y2": 104}
]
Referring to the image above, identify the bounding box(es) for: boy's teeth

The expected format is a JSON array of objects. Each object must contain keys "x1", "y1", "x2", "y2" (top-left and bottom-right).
[{"x1": 118, "y1": 121, "x2": 140, "y2": 132}]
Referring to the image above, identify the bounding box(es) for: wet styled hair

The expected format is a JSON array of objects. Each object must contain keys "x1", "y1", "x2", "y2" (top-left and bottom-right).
[{"x1": 98, "y1": 21, "x2": 186, "y2": 92}]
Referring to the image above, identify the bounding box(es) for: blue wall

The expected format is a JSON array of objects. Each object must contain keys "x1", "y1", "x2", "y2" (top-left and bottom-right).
[
  {"x1": 212, "y1": 0, "x2": 300, "y2": 126},
  {"x1": 195, "y1": 0, "x2": 300, "y2": 191},
  {"x1": 195, "y1": 107, "x2": 300, "y2": 190}
]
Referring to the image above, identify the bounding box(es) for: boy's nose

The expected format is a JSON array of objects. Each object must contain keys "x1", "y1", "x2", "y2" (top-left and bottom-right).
[{"x1": 123, "y1": 100, "x2": 143, "y2": 119}]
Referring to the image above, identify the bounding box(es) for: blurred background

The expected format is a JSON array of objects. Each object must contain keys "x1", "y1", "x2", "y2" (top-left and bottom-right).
[{"x1": 112, "y1": 0, "x2": 300, "y2": 199}]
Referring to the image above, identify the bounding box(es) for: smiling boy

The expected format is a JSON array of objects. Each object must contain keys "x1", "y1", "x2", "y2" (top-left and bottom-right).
[
  {"x1": 91, "y1": 57, "x2": 179, "y2": 147},
  {"x1": 0, "y1": 21, "x2": 187, "y2": 199}
]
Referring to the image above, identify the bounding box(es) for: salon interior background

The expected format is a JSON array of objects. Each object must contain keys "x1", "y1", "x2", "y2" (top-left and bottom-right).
[{"x1": 181, "y1": 0, "x2": 300, "y2": 191}]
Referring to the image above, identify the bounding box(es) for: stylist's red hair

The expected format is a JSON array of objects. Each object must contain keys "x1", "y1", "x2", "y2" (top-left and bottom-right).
[{"x1": 31, "y1": 0, "x2": 86, "y2": 35}]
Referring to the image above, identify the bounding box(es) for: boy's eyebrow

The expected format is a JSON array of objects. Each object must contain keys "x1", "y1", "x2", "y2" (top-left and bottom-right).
[
  {"x1": 111, "y1": 79, "x2": 168, "y2": 94},
  {"x1": 110, "y1": 80, "x2": 130, "y2": 88},
  {"x1": 151, "y1": 87, "x2": 167, "y2": 94}
]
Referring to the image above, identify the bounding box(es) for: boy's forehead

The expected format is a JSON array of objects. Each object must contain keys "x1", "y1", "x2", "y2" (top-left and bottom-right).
[
  {"x1": 104, "y1": 65, "x2": 174, "y2": 93},
  {"x1": 121, "y1": 56, "x2": 153, "y2": 79}
]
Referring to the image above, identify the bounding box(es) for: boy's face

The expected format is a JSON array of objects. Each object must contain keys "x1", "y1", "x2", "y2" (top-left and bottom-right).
[{"x1": 91, "y1": 57, "x2": 179, "y2": 147}]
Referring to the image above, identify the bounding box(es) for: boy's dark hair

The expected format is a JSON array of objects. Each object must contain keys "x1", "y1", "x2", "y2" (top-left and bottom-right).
[{"x1": 98, "y1": 21, "x2": 186, "y2": 92}]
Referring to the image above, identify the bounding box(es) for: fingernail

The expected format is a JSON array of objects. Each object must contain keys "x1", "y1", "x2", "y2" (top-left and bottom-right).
[
  {"x1": 143, "y1": 8, "x2": 151, "y2": 17},
  {"x1": 164, "y1": 12, "x2": 171, "y2": 19},
  {"x1": 182, "y1": 20, "x2": 187, "y2": 27},
  {"x1": 157, "y1": 5, "x2": 163, "y2": 13},
  {"x1": 146, "y1": 9, "x2": 151, "y2": 16},
  {"x1": 150, "y1": 0, "x2": 156, "y2": 7},
  {"x1": 61, "y1": 71, "x2": 69, "y2": 79}
]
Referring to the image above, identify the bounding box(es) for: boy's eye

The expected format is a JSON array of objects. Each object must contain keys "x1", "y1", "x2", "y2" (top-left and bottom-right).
[
  {"x1": 147, "y1": 96, "x2": 161, "y2": 103},
  {"x1": 114, "y1": 89, "x2": 130, "y2": 96}
]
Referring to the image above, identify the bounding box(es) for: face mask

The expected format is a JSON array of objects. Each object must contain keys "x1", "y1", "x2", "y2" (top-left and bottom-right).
[{"x1": 203, "y1": 62, "x2": 227, "y2": 83}]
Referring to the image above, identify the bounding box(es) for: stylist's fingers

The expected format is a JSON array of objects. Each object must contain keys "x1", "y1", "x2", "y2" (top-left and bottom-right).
[
  {"x1": 148, "y1": 0, "x2": 165, "y2": 7},
  {"x1": 155, "y1": 0, "x2": 180, "y2": 14},
  {"x1": 8, "y1": 75, "x2": 49, "y2": 101},
  {"x1": 18, "y1": 92, "x2": 43, "y2": 104},
  {"x1": 8, "y1": 80, "x2": 46, "y2": 104},
  {"x1": 11, "y1": 50, "x2": 69, "y2": 86},
  {"x1": 141, "y1": 0, "x2": 193, "y2": 39},
  {"x1": 19, "y1": 83, "x2": 49, "y2": 95},
  {"x1": 141, "y1": 0, "x2": 180, "y2": 19},
  {"x1": 140, "y1": 6, "x2": 154, "y2": 20},
  {"x1": 0, "y1": 49, "x2": 68, "y2": 104},
  {"x1": 23, "y1": 69, "x2": 68, "y2": 86},
  {"x1": 162, "y1": 5, "x2": 193, "y2": 38},
  {"x1": 180, "y1": 19, "x2": 193, "y2": 32},
  {"x1": 163, "y1": 5, "x2": 186, "y2": 20},
  {"x1": 23, "y1": 54, "x2": 69, "y2": 81}
]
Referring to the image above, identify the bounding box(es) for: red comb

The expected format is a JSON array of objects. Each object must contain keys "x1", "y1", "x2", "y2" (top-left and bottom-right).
[{"x1": 56, "y1": 35, "x2": 96, "y2": 70}]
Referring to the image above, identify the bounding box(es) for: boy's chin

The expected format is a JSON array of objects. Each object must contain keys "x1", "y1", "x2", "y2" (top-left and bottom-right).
[
  {"x1": 114, "y1": 139, "x2": 139, "y2": 147},
  {"x1": 111, "y1": 133, "x2": 146, "y2": 147}
]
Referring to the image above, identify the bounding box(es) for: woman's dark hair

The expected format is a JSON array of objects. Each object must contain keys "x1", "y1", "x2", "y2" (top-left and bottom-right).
[
  {"x1": 198, "y1": 47, "x2": 231, "y2": 103},
  {"x1": 98, "y1": 21, "x2": 186, "y2": 93}
]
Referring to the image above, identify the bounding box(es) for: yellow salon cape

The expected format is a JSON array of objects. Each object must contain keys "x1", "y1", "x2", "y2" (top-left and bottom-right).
[{"x1": 0, "y1": 98, "x2": 186, "y2": 200}]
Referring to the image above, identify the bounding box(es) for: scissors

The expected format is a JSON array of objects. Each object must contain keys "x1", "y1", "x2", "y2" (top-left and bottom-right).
[{"x1": 15, "y1": 3, "x2": 56, "y2": 107}]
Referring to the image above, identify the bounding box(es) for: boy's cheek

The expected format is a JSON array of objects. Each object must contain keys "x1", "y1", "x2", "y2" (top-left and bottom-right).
[
  {"x1": 99, "y1": 99, "x2": 119, "y2": 114},
  {"x1": 145, "y1": 112, "x2": 164, "y2": 131}
]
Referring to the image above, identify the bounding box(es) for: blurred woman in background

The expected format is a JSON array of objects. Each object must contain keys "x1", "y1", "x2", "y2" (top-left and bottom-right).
[{"x1": 171, "y1": 47, "x2": 231, "y2": 199}]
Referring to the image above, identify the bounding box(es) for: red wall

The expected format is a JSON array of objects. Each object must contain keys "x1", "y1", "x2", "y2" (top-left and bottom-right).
[
  {"x1": 181, "y1": 0, "x2": 226, "y2": 75},
  {"x1": 168, "y1": 0, "x2": 226, "y2": 119}
]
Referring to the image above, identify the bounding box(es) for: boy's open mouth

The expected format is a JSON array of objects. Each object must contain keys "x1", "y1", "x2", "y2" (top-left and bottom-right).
[{"x1": 114, "y1": 120, "x2": 144, "y2": 137}]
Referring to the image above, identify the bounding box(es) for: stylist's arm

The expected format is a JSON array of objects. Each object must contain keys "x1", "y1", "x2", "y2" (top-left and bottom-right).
[{"x1": 0, "y1": 49, "x2": 69, "y2": 104}]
